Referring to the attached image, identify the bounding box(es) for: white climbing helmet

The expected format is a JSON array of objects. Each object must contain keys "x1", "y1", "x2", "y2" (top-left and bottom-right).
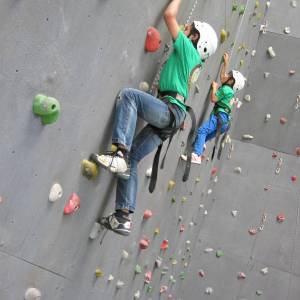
[
  {"x1": 231, "y1": 70, "x2": 246, "y2": 92},
  {"x1": 193, "y1": 21, "x2": 218, "y2": 60}
]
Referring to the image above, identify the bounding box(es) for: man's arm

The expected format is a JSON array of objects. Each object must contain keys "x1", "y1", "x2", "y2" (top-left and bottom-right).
[
  {"x1": 164, "y1": 0, "x2": 182, "y2": 40},
  {"x1": 220, "y1": 52, "x2": 230, "y2": 83},
  {"x1": 210, "y1": 81, "x2": 219, "y2": 103}
]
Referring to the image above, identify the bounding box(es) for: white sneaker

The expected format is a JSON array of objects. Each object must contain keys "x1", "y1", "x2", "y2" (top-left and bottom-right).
[
  {"x1": 181, "y1": 153, "x2": 202, "y2": 164},
  {"x1": 91, "y1": 151, "x2": 128, "y2": 173}
]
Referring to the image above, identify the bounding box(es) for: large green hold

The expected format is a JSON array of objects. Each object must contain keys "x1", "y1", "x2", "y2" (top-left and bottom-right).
[{"x1": 33, "y1": 94, "x2": 60, "y2": 124}]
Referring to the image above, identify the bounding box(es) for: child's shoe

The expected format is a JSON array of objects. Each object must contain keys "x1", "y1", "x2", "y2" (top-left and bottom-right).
[{"x1": 180, "y1": 152, "x2": 202, "y2": 164}]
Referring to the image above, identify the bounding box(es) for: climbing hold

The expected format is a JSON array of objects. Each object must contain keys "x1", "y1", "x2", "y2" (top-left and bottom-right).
[
  {"x1": 171, "y1": 258, "x2": 178, "y2": 265},
  {"x1": 264, "y1": 113, "x2": 271, "y2": 122},
  {"x1": 280, "y1": 117, "x2": 287, "y2": 124},
  {"x1": 272, "y1": 152, "x2": 278, "y2": 158},
  {"x1": 291, "y1": 175, "x2": 297, "y2": 182},
  {"x1": 81, "y1": 159, "x2": 98, "y2": 180},
  {"x1": 237, "y1": 272, "x2": 246, "y2": 279},
  {"x1": 267, "y1": 46, "x2": 276, "y2": 58},
  {"x1": 160, "y1": 239, "x2": 169, "y2": 250},
  {"x1": 167, "y1": 180, "x2": 176, "y2": 191},
  {"x1": 33, "y1": 94, "x2": 60, "y2": 125},
  {"x1": 243, "y1": 94, "x2": 251, "y2": 102},
  {"x1": 242, "y1": 134, "x2": 254, "y2": 140},
  {"x1": 89, "y1": 222, "x2": 101, "y2": 239},
  {"x1": 145, "y1": 167, "x2": 152, "y2": 177},
  {"x1": 232, "y1": 3, "x2": 238, "y2": 11},
  {"x1": 251, "y1": 50, "x2": 256, "y2": 56},
  {"x1": 155, "y1": 256, "x2": 163, "y2": 268},
  {"x1": 179, "y1": 272, "x2": 185, "y2": 280},
  {"x1": 207, "y1": 189, "x2": 212, "y2": 194},
  {"x1": 277, "y1": 213, "x2": 286, "y2": 223},
  {"x1": 145, "y1": 27, "x2": 161, "y2": 52},
  {"x1": 144, "y1": 271, "x2": 152, "y2": 284},
  {"x1": 179, "y1": 224, "x2": 185, "y2": 233},
  {"x1": 205, "y1": 287, "x2": 214, "y2": 295},
  {"x1": 0, "y1": 196, "x2": 4, "y2": 204},
  {"x1": 275, "y1": 157, "x2": 283, "y2": 175},
  {"x1": 234, "y1": 167, "x2": 242, "y2": 174},
  {"x1": 198, "y1": 269, "x2": 205, "y2": 277},
  {"x1": 139, "y1": 81, "x2": 149, "y2": 92},
  {"x1": 63, "y1": 193, "x2": 80, "y2": 215},
  {"x1": 135, "y1": 264, "x2": 142, "y2": 274},
  {"x1": 178, "y1": 215, "x2": 183, "y2": 222},
  {"x1": 161, "y1": 266, "x2": 169, "y2": 275},
  {"x1": 189, "y1": 221, "x2": 194, "y2": 227},
  {"x1": 48, "y1": 183, "x2": 63, "y2": 202},
  {"x1": 256, "y1": 290, "x2": 263, "y2": 296},
  {"x1": 239, "y1": 59, "x2": 244, "y2": 68},
  {"x1": 239, "y1": 4, "x2": 246, "y2": 15},
  {"x1": 204, "y1": 210, "x2": 208, "y2": 215},
  {"x1": 139, "y1": 237, "x2": 150, "y2": 250},
  {"x1": 260, "y1": 267, "x2": 268, "y2": 275},
  {"x1": 248, "y1": 228, "x2": 257, "y2": 235},
  {"x1": 110, "y1": 144, "x2": 118, "y2": 152},
  {"x1": 231, "y1": 210, "x2": 238, "y2": 217},
  {"x1": 220, "y1": 29, "x2": 228, "y2": 43},
  {"x1": 181, "y1": 196, "x2": 187, "y2": 203},
  {"x1": 24, "y1": 288, "x2": 41, "y2": 300},
  {"x1": 121, "y1": 249, "x2": 129, "y2": 260},
  {"x1": 95, "y1": 268, "x2": 104, "y2": 278},
  {"x1": 266, "y1": 1, "x2": 271, "y2": 8},
  {"x1": 160, "y1": 285, "x2": 168, "y2": 294},
  {"x1": 143, "y1": 209, "x2": 153, "y2": 220},
  {"x1": 216, "y1": 250, "x2": 224, "y2": 258},
  {"x1": 204, "y1": 247, "x2": 214, "y2": 253},
  {"x1": 289, "y1": 70, "x2": 296, "y2": 75},
  {"x1": 134, "y1": 290, "x2": 141, "y2": 299},
  {"x1": 264, "y1": 72, "x2": 270, "y2": 78},
  {"x1": 146, "y1": 285, "x2": 153, "y2": 293},
  {"x1": 255, "y1": 0, "x2": 259, "y2": 8},
  {"x1": 211, "y1": 167, "x2": 218, "y2": 176},
  {"x1": 284, "y1": 27, "x2": 291, "y2": 34},
  {"x1": 291, "y1": 0, "x2": 297, "y2": 8},
  {"x1": 195, "y1": 177, "x2": 201, "y2": 183},
  {"x1": 107, "y1": 274, "x2": 114, "y2": 281},
  {"x1": 296, "y1": 147, "x2": 300, "y2": 156},
  {"x1": 116, "y1": 280, "x2": 124, "y2": 289},
  {"x1": 154, "y1": 227, "x2": 160, "y2": 235},
  {"x1": 186, "y1": 240, "x2": 191, "y2": 246},
  {"x1": 171, "y1": 196, "x2": 176, "y2": 203}
]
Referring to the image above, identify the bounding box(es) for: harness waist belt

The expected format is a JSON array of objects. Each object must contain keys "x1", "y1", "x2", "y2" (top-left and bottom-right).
[{"x1": 159, "y1": 91, "x2": 185, "y2": 103}]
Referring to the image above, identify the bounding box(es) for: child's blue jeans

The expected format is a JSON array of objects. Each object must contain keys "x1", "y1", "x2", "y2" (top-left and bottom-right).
[{"x1": 193, "y1": 112, "x2": 229, "y2": 155}]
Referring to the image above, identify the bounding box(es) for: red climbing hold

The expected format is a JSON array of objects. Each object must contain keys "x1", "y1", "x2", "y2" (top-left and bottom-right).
[
  {"x1": 145, "y1": 27, "x2": 161, "y2": 52},
  {"x1": 63, "y1": 193, "x2": 80, "y2": 215},
  {"x1": 280, "y1": 117, "x2": 287, "y2": 124},
  {"x1": 179, "y1": 224, "x2": 185, "y2": 233},
  {"x1": 143, "y1": 209, "x2": 153, "y2": 220},
  {"x1": 272, "y1": 152, "x2": 278, "y2": 158},
  {"x1": 291, "y1": 175, "x2": 297, "y2": 182},
  {"x1": 198, "y1": 269, "x2": 205, "y2": 277},
  {"x1": 296, "y1": 147, "x2": 300, "y2": 156},
  {"x1": 277, "y1": 213, "x2": 285, "y2": 223},
  {"x1": 144, "y1": 271, "x2": 152, "y2": 284},
  {"x1": 160, "y1": 285, "x2": 168, "y2": 294},
  {"x1": 160, "y1": 239, "x2": 169, "y2": 250},
  {"x1": 211, "y1": 167, "x2": 218, "y2": 176},
  {"x1": 139, "y1": 237, "x2": 150, "y2": 250}
]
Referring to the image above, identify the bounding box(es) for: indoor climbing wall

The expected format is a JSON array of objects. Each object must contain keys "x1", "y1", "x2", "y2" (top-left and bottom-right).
[{"x1": 0, "y1": 0, "x2": 299, "y2": 300}]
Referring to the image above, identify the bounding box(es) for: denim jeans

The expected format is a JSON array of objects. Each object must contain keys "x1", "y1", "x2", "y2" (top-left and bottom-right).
[
  {"x1": 112, "y1": 88, "x2": 185, "y2": 213},
  {"x1": 193, "y1": 112, "x2": 229, "y2": 156}
]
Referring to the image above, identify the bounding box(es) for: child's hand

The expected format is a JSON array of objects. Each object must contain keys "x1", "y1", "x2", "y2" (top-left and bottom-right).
[
  {"x1": 223, "y1": 52, "x2": 230, "y2": 65},
  {"x1": 211, "y1": 81, "x2": 218, "y2": 90}
]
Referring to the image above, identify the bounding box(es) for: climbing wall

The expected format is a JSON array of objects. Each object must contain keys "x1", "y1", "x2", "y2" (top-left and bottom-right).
[{"x1": 0, "y1": 0, "x2": 299, "y2": 299}]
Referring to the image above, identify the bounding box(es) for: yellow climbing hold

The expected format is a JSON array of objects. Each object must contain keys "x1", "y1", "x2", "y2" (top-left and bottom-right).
[
  {"x1": 181, "y1": 196, "x2": 187, "y2": 203},
  {"x1": 255, "y1": 0, "x2": 260, "y2": 9},
  {"x1": 167, "y1": 180, "x2": 176, "y2": 191},
  {"x1": 81, "y1": 159, "x2": 98, "y2": 180},
  {"x1": 111, "y1": 144, "x2": 118, "y2": 152},
  {"x1": 220, "y1": 29, "x2": 228, "y2": 43},
  {"x1": 154, "y1": 228, "x2": 160, "y2": 235},
  {"x1": 95, "y1": 268, "x2": 104, "y2": 278}
]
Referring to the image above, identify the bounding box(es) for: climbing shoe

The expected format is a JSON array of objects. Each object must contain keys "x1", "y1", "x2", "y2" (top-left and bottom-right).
[
  {"x1": 100, "y1": 213, "x2": 132, "y2": 236},
  {"x1": 90, "y1": 150, "x2": 128, "y2": 174},
  {"x1": 180, "y1": 153, "x2": 202, "y2": 164}
]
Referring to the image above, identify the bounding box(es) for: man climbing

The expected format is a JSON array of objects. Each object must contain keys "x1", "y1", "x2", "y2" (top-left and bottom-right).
[
  {"x1": 91, "y1": 0, "x2": 218, "y2": 235},
  {"x1": 181, "y1": 52, "x2": 246, "y2": 164}
]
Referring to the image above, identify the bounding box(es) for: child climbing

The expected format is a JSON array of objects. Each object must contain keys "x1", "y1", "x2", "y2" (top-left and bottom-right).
[
  {"x1": 181, "y1": 52, "x2": 246, "y2": 164},
  {"x1": 91, "y1": 0, "x2": 218, "y2": 235}
]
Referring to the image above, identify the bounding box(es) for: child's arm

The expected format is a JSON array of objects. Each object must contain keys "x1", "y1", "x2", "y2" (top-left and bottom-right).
[
  {"x1": 210, "y1": 81, "x2": 219, "y2": 103},
  {"x1": 220, "y1": 52, "x2": 230, "y2": 84},
  {"x1": 164, "y1": 0, "x2": 182, "y2": 40}
]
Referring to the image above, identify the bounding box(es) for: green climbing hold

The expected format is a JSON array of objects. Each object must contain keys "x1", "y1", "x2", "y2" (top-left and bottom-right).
[
  {"x1": 146, "y1": 285, "x2": 153, "y2": 293},
  {"x1": 179, "y1": 272, "x2": 185, "y2": 280},
  {"x1": 171, "y1": 196, "x2": 176, "y2": 203},
  {"x1": 135, "y1": 264, "x2": 142, "y2": 274},
  {"x1": 181, "y1": 196, "x2": 187, "y2": 203},
  {"x1": 256, "y1": 290, "x2": 263, "y2": 296},
  {"x1": 33, "y1": 94, "x2": 60, "y2": 124},
  {"x1": 216, "y1": 250, "x2": 224, "y2": 257},
  {"x1": 239, "y1": 4, "x2": 246, "y2": 15},
  {"x1": 232, "y1": 3, "x2": 238, "y2": 11}
]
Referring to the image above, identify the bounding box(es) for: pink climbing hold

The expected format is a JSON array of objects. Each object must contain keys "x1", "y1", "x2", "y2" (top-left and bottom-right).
[
  {"x1": 291, "y1": 175, "x2": 297, "y2": 182},
  {"x1": 0, "y1": 196, "x2": 4, "y2": 204},
  {"x1": 296, "y1": 147, "x2": 300, "y2": 156},
  {"x1": 144, "y1": 271, "x2": 152, "y2": 284},
  {"x1": 143, "y1": 209, "x2": 153, "y2": 220},
  {"x1": 237, "y1": 272, "x2": 246, "y2": 279},
  {"x1": 160, "y1": 239, "x2": 169, "y2": 250},
  {"x1": 277, "y1": 213, "x2": 285, "y2": 223},
  {"x1": 145, "y1": 27, "x2": 161, "y2": 52},
  {"x1": 211, "y1": 167, "x2": 218, "y2": 176},
  {"x1": 280, "y1": 117, "x2": 287, "y2": 124},
  {"x1": 248, "y1": 228, "x2": 257, "y2": 235},
  {"x1": 139, "y1": 237, "x2": 150, "y2": 250},
  {"x1": 272, "y1": 152, "x2": 278, "y2": 158},
  {"x1": 63, "y1": 193, "x2": 80, "y2": 215},
  {"x1": 179, "y1": 224, "x2": 185, "y2": 233},
  {"x1": 160, "y1": 285, "x2": 168, "y2": 294},
  {"x1": 198, "y1": 269, "x2": 205, "y2": 277}
]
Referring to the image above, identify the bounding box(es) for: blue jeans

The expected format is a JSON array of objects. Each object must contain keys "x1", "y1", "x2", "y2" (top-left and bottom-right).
[
  {"x1": 193, "y1": 112, "x2": 229, "y2": 156},
  {"x1": 112, "y1": 88, "x2": 185, "y2": 213}
]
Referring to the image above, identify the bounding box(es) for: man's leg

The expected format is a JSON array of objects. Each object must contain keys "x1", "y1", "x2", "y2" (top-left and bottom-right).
[{"x1": 101, "y1": 125, "x2": 164, "y2": 235}]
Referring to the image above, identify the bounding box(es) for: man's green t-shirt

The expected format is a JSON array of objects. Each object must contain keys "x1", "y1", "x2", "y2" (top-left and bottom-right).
[
  {"x1": 159, "y1": 31, "x2": 203, "y2": 111},
  {"x1": 213, "y1": 85, "x2": 235, "y2": 115}
]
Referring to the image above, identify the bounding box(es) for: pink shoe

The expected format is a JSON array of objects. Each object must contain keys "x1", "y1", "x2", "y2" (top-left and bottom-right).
[{"x1": 64, "y1": 193, "x2": 80, "y2": 215}]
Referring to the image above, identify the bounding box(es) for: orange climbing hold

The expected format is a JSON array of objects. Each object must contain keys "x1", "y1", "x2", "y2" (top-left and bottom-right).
[
  {"x1": 160, "y1": 239, "x2": 169, "y2": 250},
  {"x1": 296, "y1": 147, "x2": 300, "y2": 156},
  {"x1": 143, "y1": 209, "x2": 153, "y2": 220},
  {"x1": 139, "y1": 237, "x2": 150, "y2": 249},
  {"x1": 63, "y1": 193, "x2": 80, "y2": 215},
  {"x1": 145, "y1": 27, "x2": 161, "y2": 52}
]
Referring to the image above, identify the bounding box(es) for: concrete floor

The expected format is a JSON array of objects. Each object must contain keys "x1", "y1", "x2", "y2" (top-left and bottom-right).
[{"x1": 0, "y1": 0, "x2": 299, "y2": 299}]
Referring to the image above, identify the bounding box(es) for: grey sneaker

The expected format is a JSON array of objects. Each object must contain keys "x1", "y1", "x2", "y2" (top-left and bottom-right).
[{"x1": 100, "y1": 213, "x2": 132, "y2": 236}]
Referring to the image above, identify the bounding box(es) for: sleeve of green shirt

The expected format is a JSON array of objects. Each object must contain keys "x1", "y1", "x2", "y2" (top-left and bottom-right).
[
  {"x1": 215, "y1": 85, "x2": 234, "y2": 102},
  {"x1": 173, "y1": 31, "x2": 193, "y2": 61}
]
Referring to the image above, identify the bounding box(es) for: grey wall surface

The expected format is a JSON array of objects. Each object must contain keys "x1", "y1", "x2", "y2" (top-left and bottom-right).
[{"x1": 0, "y1": 0, "x2": 300, "y2": 299}]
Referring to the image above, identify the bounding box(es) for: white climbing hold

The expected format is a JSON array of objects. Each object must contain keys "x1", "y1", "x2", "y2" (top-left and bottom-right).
[
  {"x1": 284, "y1": 27, "x2": 291, "y2": 34},
  {"x1": 213, "y1": 176, "x2": 218, "y2": 183},
  {"x1": 295, "y1": 95, "x2": 300, "y2": 110},
  {"x1": 178, "y1": 215, "x2": 183, "y2": 221},
  {"x1": 116, "y1": 280, "x2": 124, "y2": 289},
  {"x1": 205, "y1": 287, "x2": 213, "y2": 295},
  {"x1": 108, "y1": 274, "x2": 114, "y2": 281},
  {"x1": 24, "y1": 288, "x2": 41, "y2": 300},
  {"x1": 49, "y1": 183, "x2": 63, "y2": 202},
  {"x1": 234, "y1": 167, "x2": 242, "y2": 174},
  {"x1": 199, "y1": 204, "x2": 204, "y2": 209},
  {"x1": 266, "y1": 1, "x2": 271, "y2": 8},
  {"x1": 121, "y1": 250, "x2": 129, "y2": 260},
  {"x1": 189, "y1": 221, "x2": 194, "y2": 227},
  {"x1": 267, "y1": 47, "x2": 276, "y2": 58},
  {"x1": 139, "y1": 81, "x2": 149, "y2": 92},
  {"x1": 251, "y1": 50, "x2": 256, "y2": 56},
  {"x1": 155, "y1": 256, "x2": 163, "y2": 268},
  {"x1": 231, "y1": 210, "x2": 238, "y2": 217},
  {"x1": 291, "y1": 0, "x2": 297, "y2": 8},
  {"x1": 89, "y1": 222, "x2": 101, "y2": 240},
  {"x1": 204, "y1": 247, "x2": 214, "y2": 253},
  {"x1": 186, "y1": 240, "x2": 191, "y2": 245},
  {"x1": 145, "y1": 167, "x2": 152, "y2": 177},
  {"x1": 264, "y1": 72, "x2": 270, "y2": 78},
  {"x1": 207, "y1": 189, "x2": 212, "y2": 194},
  {"x1": 264, "y1": 113, "x2": 271, "y2": 122},
  {"x1": 204, "y1": 210, "x2": 208, "y2": 215},
  {"x1": 242, "y1": 134, "x2": 254, "y2": 140},
  {"x1": 237, "y1": 100, "x2": 243, "y2": 108},
  {"x1": 134, "y1": 290, "x2": 141, "y2": 299},
  {"x1": 243, "y1": 94, "x2": 251, "y2": 102},
  {"x1": 261, "y1": 267, "x2": 269, "y2": 275}
]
